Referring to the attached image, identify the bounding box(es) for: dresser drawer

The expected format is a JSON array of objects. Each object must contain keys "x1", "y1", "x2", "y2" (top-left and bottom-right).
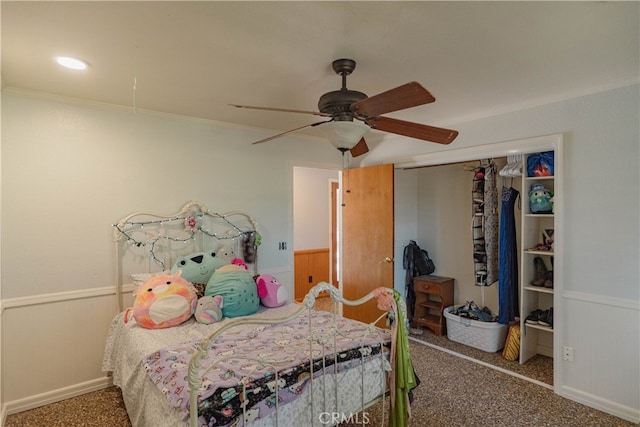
[{"x1": 414, "y1": 280, "x2": 439, "y2": 294}]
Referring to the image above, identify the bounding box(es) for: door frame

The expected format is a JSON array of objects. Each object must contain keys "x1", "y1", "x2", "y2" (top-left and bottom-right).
[
  {"x1": 389, "y1": 133, "x2": 563, "y2": 393},
  {"x1": 291, "y1": 163, "x2": 341, "y2": 301},
  {"x1": 390, "y1": 134, "x2": 561, "y2": 169},
  {"x1": 330, "y1": 180, "x2": 339, "y2": 287}
]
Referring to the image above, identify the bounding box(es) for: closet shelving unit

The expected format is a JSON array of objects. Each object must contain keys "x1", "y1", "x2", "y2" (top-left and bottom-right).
[{"x1": 520, "y1": 154, "x2": 556, "y2": 364}]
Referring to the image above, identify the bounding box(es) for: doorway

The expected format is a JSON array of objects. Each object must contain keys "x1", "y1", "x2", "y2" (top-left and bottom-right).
[
  {"x1": 292, "y1": 166, "x2": 340, "y2": 300},
  {"x1": 291, "y1": 134, "x2": 562, "y2": 386},
  {"x1": 394, "y1": 133, "x2": 562, "y2": 390},
  {"x1": 331, "y1": 181, "x2": 339, "y2": 287}
]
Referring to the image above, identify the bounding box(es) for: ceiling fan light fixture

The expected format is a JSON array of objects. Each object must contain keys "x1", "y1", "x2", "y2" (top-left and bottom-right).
[{"x1": 321, "y1": 121, "x2": 370, "y2": 151}]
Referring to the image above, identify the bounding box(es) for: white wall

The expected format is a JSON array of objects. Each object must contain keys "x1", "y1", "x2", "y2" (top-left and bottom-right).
[
  {"x1": 293, "y1": 166, "x2": 339, "y2": 251},
  {"x1": 399, "y1": 84, "x2": 639, "y2": 422},
  {"x1": 1, "y1": 83, "x2": 638, "y2": 423},
  {"x1": 393, "y1": 169, "x2": 418, "y2": 297},
  {"x1": 0, "y1": 92, "x2": 342, "y2": 411},
  {"x1": 447, "y1": 84, "x2": 639, "y2": 300}
]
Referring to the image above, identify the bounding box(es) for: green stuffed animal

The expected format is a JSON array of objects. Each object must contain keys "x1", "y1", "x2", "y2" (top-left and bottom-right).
[
  {"x1": 171, "y1": 250, "x2": 226, "y2": 296},
  {"x1": 205, "y1": 264, "x2": 259, "y2": 318}
]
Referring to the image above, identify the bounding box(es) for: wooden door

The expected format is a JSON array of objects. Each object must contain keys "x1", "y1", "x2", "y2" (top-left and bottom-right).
[{"x1": 341, "y1": 163, "x2": 394, "y2": 325}]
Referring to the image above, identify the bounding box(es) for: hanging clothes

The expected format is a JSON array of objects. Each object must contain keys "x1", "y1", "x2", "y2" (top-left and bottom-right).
[
  {"x1": 471, "y1": 160, "x2": 498, "y2": 287},
  {"x1": 483, "y1": 162, "x2": 499, "y2": 285},
  {"x1": 471, "y1": 164, "x2": 487, "y2": 286},
  {"x1": 402, "y1": 240, "x2": 435, "y2": 321},
  {"x1": 402, "y1": 241, "x2": 420, "y2": 320},
  {"x1": 498, "y1": 186, "x2": 520, "y2": 325}
]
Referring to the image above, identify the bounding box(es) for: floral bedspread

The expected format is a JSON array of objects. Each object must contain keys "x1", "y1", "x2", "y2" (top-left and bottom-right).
[{"x1": 142, "y1": 310, "x2": 391, "y2": 426}]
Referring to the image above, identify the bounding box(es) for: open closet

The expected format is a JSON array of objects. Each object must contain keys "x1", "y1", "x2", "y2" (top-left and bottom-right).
[{"x1": 398, "y1": 134, "x2": 562, "y2": 388}]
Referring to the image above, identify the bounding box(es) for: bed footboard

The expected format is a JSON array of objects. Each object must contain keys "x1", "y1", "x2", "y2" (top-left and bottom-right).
[{"x1": 187, "y1": 282, "x2": 407, "y2": 427}]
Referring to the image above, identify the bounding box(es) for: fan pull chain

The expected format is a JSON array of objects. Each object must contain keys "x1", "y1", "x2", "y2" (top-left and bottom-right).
[{"x1": 133, "y1": 76, "x2": 138, "y2": 113}]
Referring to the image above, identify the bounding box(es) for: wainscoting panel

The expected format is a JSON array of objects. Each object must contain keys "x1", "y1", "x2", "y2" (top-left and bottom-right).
[
  {"x1": 558, "y1": 292, "x2": 640, "y2": 423},
  {"x1": 0, "y1": 267, "x2": 292, "y2": 415},
  {"x1": 1, "y1": 289, "x2": 120, "y2": 409},
  {"x1": 293, "y1": 248, "x2": 330, "y2": 300},
  {"x1": 2, "y1": 282, "x2": 637, "y2": 423}
]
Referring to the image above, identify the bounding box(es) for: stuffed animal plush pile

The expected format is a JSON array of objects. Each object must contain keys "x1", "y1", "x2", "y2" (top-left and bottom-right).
[{"x1": 124, "y1": 271, "x2": 197, "y2": 329}]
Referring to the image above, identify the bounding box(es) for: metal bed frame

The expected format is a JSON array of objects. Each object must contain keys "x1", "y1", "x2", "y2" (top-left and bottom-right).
[{"x1": 109, "y1": 201, "x2": 405, "y2": 426}]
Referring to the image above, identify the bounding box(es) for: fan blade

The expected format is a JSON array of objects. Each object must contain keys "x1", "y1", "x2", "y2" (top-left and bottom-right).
[
  {"x1": 351, "y1": 82, "x2": 435, "y2": 118},
  {"x1": 366, "y1": 116, "x2": 458, "y2": 144},
  {"x1": 349, "y1": 138, "x2": 369, "y2": 157},
  {"x1": 229, "y1": 104, "x2": 331, "y2": 117},
  {"x1": 251, "y1": 120, "x2": 331, "y2": 145}
]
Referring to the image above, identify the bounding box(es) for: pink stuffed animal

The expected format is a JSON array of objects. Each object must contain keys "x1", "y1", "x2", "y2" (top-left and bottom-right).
[
  {"x1": 231, "y1": 258, "x2": 248, "y2": 270},
  {"x1": 256, "y1": 274, "x2": 288, "y2": 308},
  {"x1": 124, "y1": 271, "x2": 197, "y2": 329}
]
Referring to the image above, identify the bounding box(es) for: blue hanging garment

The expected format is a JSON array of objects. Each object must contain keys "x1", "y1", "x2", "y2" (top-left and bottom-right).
[{"x1": 498, "y1": 186, "x2": 520, "y2": 325}]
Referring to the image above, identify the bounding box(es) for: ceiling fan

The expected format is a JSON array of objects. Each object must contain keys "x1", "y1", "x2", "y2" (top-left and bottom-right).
[{"x1": 230, "y1": 58, "x2": 458, "y2": 157}]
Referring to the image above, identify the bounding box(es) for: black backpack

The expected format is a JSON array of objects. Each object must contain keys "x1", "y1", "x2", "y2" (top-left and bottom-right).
[{"x1": 403, "y1": 240, "x2": 435, "y2": 277}]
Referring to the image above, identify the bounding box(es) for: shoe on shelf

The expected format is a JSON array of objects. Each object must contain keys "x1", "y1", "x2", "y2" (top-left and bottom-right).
[
  {"x1": 539, "y1": 307, "x2": 553, "y2": 328},
  {"x1": 531, "y1": 256, "x2": 548, "y2": 286},
  {"x1": 537, "y1": 309, "x2": 549, "y2": 325},
  {"x1": 544, "y1": 271, "x2": 554, "y2": 288},
  {"x1": 525, "y1": 309, "x2": 543, "y2": 325}
]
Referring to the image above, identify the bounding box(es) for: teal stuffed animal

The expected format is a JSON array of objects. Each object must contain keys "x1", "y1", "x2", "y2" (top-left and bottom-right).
[
  {"x1": 205, "y1": 264, "x2": 259, "y2": 318},
  {"x1": 529, "y1": 183, "x2": 553, "y2": 213},
  {"x1": 171, "y1": 250, "x2": 227, "y2": 287}
]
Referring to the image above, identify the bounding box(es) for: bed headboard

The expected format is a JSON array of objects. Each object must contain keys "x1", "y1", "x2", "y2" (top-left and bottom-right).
[{"x1": 112, "y1": 200, "x2": 260, "y2": 311}]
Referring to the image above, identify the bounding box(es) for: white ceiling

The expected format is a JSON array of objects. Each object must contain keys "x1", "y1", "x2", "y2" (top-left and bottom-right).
[{"x1": 2, "y1": 1, "x2": 638, "y2": 152}]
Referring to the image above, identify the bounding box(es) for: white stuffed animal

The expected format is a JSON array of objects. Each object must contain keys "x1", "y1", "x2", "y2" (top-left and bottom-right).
[
  {"x1": 194, "y1": 295, "x2": 223, "y2": 324},
  {"x1": 216, "y1": 245, "x2": 235, "y2": 265}
]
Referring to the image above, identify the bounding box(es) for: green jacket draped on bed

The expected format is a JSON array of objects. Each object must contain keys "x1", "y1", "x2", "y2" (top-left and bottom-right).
[{"x1": 373, "y1": 288, "x2": 418, "y2": 427}]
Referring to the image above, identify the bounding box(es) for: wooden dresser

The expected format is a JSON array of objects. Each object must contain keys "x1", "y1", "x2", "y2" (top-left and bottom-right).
[{"x1": 412, "y1": 275, "x2": 454, "y2": 336}]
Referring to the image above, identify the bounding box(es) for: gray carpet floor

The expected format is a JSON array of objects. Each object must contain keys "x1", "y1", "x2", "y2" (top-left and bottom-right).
[
  {"x1": 408, "y1": 326, "x2": 553, "y2": 387},
  {"x1": 6, "y1": 339, "x2": 635, "y2": 427},
  {"x1": 5, "y1": 299, "x2": 636, "y2": 426}
]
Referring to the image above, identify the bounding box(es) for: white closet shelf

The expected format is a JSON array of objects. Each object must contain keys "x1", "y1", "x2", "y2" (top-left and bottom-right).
[
  {"x1": 524, "y1": 249, "x2": 554, "y2": 256},
  {"x1": 525, "y1": 323, "x2": 554, "y2": 333},
  {"x1": 523, "y1": 285, "x2": 554, "y2": 294}
]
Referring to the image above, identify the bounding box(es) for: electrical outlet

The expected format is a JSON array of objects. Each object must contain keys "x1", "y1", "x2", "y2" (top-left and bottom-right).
[{"x1": 563, "y1": 346, "x2": 574, "y2": 362}]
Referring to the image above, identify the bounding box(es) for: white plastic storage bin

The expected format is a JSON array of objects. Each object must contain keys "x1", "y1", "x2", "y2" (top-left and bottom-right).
[{"x1": 444, "y1": 306, "x2": 509, "y2": 353}]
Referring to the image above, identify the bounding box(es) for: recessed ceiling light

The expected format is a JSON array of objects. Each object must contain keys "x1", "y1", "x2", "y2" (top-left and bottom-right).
[{"x1": 55, "y1": 56, "x2": 88, "y2": 70}]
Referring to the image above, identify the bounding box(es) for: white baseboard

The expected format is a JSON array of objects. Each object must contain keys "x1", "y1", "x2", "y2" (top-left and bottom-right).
[
  {"x1": 3, "y1": 376, "x2": 113, "y2": 417},
  {"x1": 560, "y1": 384, "x2": 640, "y2": 424}
]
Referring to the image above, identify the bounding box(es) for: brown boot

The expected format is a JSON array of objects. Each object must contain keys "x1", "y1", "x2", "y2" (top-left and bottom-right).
[
  {"x1": 531, "y1": 257, "x2": 548, "y2": 287},
  {"x1": 544, "y1": 270, "x2": 554, "y2": 288}
]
